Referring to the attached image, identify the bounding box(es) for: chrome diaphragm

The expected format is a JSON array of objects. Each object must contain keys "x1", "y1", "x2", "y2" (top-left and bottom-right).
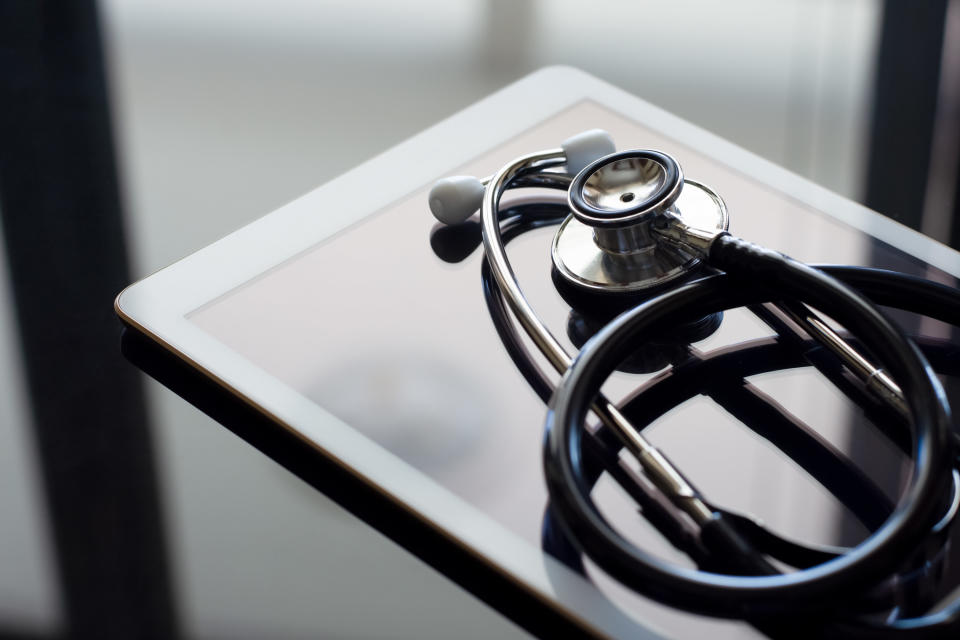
[{"x1": 552, "y1": 150, "x2": 729, "y2": 294}]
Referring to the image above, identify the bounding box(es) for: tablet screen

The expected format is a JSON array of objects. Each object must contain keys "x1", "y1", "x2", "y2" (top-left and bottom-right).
[{"x1": 186, "y1": 101, "x2": 956, "y2": 637}]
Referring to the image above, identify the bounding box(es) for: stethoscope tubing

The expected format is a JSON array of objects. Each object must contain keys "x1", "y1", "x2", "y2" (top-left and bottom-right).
[
  {"x1": 462, "y1": 142, "x2": 960, "y2": 636},
  {"x1": 483, "y1": 201, "x2": 960, "y2": 636},
  {"x1": 543, "y1": 259, "x2": 953, "y2": 614}
]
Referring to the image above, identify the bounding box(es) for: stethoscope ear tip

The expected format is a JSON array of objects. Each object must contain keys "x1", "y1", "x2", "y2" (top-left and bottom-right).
[
  {"x1": 561, "y1": 129, "x2": 616, "y2": 177},
  {"x1": 429, "y1": 175, "x2": 485, "y2": 225}
]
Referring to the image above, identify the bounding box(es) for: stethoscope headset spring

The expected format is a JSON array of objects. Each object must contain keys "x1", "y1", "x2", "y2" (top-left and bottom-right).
[{"x1": 428, "y1": 130, "x2": 960, "y2": 637}]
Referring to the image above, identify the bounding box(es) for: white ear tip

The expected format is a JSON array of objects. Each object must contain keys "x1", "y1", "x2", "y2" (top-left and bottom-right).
[
  {"x1": 429, "y1": 176, "x2": 485, "y2": 225},
  {"x1": 561, "y1": 129, "x2": 616, "y2": 176}
]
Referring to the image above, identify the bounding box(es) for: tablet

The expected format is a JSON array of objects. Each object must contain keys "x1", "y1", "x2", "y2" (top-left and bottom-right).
[{"x1": 116, "y1": 66, "x2": 960, "y2": 639}]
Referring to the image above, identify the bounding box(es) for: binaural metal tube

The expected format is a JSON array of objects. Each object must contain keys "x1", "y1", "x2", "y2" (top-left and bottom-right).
[
  {"x1": 778, "y1": 301, "x2": 909, "y2": 417},
  {"x1": 655, "y1": 212, "x2": 911, "y2": 419},
  {"x1": 480, "y1": 149, "x2": 715, "y2": 525}
]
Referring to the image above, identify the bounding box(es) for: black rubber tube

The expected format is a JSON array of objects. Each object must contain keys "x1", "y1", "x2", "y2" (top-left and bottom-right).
[
  {"x1": 543, "y1": 236, "x2": 954, "y2": 618},
  {"x1": 471, "y1": 205, "x2": 960, "y2": 634}
]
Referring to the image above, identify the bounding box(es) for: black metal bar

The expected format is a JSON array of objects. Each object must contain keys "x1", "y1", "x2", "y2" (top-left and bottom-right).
[
  {"x1": 864, "y1": 0, "x2": 949, "y2": 229},
  {"x1": 0, "y1": 2, "x2": 178, "y2": 638},
  {"x1": 861, "y1": 0, "x2": 960, "y2": 588}
]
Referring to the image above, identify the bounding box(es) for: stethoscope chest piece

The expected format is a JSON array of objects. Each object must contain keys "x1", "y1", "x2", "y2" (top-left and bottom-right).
[{"x1": 552, "y1": 150, "x2": 729, "y2": 294}]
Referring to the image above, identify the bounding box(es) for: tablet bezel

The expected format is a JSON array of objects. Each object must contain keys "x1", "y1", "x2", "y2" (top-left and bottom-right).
[{"x1": 116, "y1": 66, "x2": 960, "y2": 640}]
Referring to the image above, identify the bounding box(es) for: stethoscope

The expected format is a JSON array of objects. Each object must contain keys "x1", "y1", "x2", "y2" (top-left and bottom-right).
[{"x1": 428, "y1": 130, "x2": 960, "y2": 637}]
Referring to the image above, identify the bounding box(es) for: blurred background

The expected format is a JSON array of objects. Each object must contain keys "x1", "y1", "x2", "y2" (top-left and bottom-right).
[{"x1": 1, "y1": 0, "x2": 958, "y2": 638}]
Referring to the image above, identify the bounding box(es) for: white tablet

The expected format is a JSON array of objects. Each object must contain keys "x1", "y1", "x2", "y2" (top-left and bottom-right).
[{"x1": 116, "y1": 66, "x2": 960, "y2": 639}]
